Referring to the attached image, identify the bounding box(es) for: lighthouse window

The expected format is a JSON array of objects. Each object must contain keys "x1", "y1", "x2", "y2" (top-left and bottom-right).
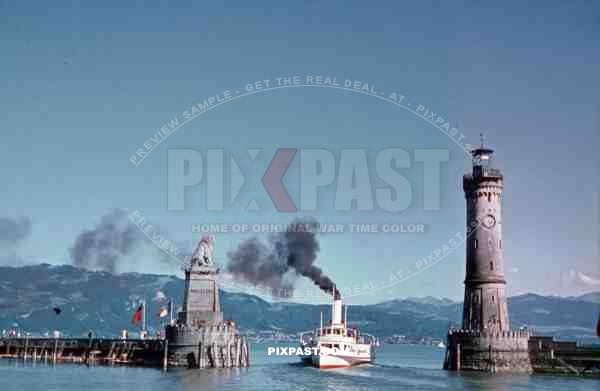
[
  {"x1": 474, "y1": 239, "x2": 478, "y2": 249},
  {"x1": 499, "y1": 240, "x2": 502, "y2": 249},
  {"x1": 488, "y1": 193, "x2": 491, "y2": 202},
  {"x1": 490, "y1": 261, "x2": 494, "y2": 271},
  {"x1": 491, "y1": 296, "x2": 495, "y2": 303}
]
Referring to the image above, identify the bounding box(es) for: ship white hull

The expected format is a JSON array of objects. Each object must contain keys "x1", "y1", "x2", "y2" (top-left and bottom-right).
[
  {"x1": 312, "y1": 350, "x2": 373, "y2": 369},
  {"x1": 300, "y1": 342, "x2": 374, "y2": 369}
]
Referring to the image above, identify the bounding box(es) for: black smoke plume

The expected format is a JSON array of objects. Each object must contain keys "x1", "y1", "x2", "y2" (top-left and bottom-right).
[
  {"x1": 70, "y1": 209, "x2": 139, "y2": 273},
  {"x1": 0, "y1": 216, "x2": 31, "y2": 245},
  {"x1": 70, "y1": 209, "x2": 189, "y2": 274},
  {"x1": 0, "y1": 216, "x2": 32, "y2": 266},
  {"x1": 227, "y1": 218, "x2": 340, "y2": 298}
]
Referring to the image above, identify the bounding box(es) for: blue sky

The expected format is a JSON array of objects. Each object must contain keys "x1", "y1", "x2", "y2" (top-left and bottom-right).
[{"x1": 1, "y1": 0, "x2": 598, "y2": 304}]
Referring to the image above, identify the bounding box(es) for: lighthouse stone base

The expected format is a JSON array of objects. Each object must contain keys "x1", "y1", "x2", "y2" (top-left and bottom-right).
[{"x1": 444, "y1": 329, "x2": 532, "y2": 373}]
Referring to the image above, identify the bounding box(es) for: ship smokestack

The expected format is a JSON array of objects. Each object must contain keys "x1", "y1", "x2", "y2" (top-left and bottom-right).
[
  {"x1": 331, "y1": 287, "x2": 341, "y2": 300},
  {"x1": 332, "y1": 297, "x2": 343, "y2": 325}
]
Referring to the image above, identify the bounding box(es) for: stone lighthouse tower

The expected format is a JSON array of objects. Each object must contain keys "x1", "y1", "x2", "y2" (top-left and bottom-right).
[
  {"x1": 462, "y1": 137, "x2": 509, "y2": 332},
  {"x1": 444, "y1": 137, "x2": 531, "y2": 373}
]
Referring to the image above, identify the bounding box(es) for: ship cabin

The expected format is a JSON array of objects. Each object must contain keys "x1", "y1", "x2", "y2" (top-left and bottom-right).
[
  {"x1": 317, "y1": 325, "x2": 357, "y2": 339},
  {"x1": 317, "y1": 325, "x2": 360, "y2": 353}
]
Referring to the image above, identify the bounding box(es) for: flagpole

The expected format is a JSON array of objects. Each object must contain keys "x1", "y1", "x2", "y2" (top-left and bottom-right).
[
  {"x1": 331, "y1": 285, "x2": 335, "y2": 324},
  {"x1": 142, "y1": 298, "x2": 147, "y2": 334}
]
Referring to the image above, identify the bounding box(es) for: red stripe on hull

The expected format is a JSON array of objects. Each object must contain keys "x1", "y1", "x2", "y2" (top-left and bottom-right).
[{"x1": 318, "y1": 364, "x2": 351, "y2": 369}]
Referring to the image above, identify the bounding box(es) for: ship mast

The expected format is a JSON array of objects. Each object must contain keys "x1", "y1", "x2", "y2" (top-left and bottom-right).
[
  {"x1": 320, "y1": 311, "x2": 323, "y2": 332},
  {"x1": 331, "y1": 285, "x2": 335, "y2": 325},
  {"x1": 345, "y1": 304, "x2": 348, "y2": 325}
]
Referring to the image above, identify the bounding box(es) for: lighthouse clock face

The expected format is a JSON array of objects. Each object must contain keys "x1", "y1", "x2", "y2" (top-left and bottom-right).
[{"x1": 482, "y1": 214, "x2": 496, "y2": 229}]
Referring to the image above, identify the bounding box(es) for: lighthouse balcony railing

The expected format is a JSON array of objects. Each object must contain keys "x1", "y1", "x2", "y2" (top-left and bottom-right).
[
  {"x1": 476, "y1": 167, "x2": 502, "y2": 177},
  {"x1": 447, "y1": 328, "x2": 530, "y2": 340},
  {"x1": 465, "y1": 167, "x2": 503, "y2": 181}
]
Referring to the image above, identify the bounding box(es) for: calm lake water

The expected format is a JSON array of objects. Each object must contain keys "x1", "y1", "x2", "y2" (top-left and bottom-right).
[{"x1": 0, "y1": 342, "x2": 598, "y2": 390}]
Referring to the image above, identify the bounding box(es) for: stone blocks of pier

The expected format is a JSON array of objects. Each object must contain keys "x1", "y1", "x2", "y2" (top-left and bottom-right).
[
  {"x1": 165, "y1": 324, "x2": 249, "y2": 368},
  {"x1": 445, "y1": 329, "x2": 532, "y2": 373}
]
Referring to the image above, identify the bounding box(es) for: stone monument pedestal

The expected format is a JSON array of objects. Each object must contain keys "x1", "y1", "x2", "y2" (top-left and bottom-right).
[{"x1": 166, "y1": 234, "x2": 250, "y2": 369}]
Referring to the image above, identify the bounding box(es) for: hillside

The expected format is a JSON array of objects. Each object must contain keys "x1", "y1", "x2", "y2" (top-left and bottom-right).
[{"x1": 0, "y1": 264, "x2": 598, "y2": 340}]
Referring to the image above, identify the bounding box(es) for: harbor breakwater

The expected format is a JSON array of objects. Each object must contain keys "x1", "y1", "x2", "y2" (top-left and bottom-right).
[
  {"x1": 0, "y1": 337, "x2": 165, "y2": 367},
  {"x1": 444, "y1": 330, "x2": 600, "y2": 376},
  {"x1": 0, "y1": 332, "x2": 250, "y2": 370}
]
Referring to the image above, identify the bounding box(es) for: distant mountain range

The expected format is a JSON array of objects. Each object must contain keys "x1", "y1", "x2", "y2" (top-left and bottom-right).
[
  {"x1": 1, "y1": 264, "x2": 598, "y2": 340},
  {"x1": 573, "y1": 292, "x2": 600, "y2": 304}
]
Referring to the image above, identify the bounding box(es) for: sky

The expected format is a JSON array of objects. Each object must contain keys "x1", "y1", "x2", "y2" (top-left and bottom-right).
[{"x1": 0, "y1": 0, "x2": 598, "y2": 304}]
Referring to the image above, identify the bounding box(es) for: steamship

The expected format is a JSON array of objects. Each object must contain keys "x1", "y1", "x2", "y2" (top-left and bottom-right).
[{"x1": 299, "y1": 293, "x2": 376, "y2": 369}]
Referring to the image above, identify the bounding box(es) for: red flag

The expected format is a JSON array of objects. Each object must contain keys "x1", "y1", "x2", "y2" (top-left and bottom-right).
[
  {"x1": 132, "y1": 305, "x2": 143, "y2": 325},
  {"x1": 596, "y1": 312, "x2": 600, "y2": 337}
]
